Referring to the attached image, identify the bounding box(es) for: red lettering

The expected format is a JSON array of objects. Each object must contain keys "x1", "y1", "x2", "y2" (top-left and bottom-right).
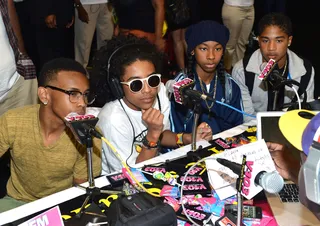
[
  {"x1": 241, "y1": 161, "x2": 254, "y2": 196},
  {"x1": 246, "y1": 161, "x2": 254, "y2": 172}
]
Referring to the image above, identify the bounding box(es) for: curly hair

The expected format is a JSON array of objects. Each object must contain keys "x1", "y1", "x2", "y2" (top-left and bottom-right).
[
  {"x1": 258, "y1": 12, "x2": 292, "y2": 36},
  {"x1": 89, "y1": 34, "x2": 164, "y2": 106}
]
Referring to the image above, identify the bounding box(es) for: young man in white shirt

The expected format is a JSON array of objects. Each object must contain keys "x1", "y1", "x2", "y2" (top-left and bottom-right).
[{"x1": 96, "y1": 35, "x2": 212, "y2": 174}]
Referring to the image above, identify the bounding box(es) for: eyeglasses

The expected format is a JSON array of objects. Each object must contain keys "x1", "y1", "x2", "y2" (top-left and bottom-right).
[
  {"x1": 120, "y1": 74, "x2": 161, "y2": 93},
  {"x1": 45, "y1": 85, "x2": 96, "y2": 105}
]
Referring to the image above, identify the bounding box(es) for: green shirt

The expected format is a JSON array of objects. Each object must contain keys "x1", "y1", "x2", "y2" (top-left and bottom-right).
[{"x1": 0, "y1": 105, "x2": 101, "y2": 202}]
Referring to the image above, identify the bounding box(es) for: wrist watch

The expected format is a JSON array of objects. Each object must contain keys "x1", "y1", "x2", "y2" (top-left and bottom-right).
[
  {"x1": 74, "y1": 3, "x2": 81, "y2": 8},
  {"x1": 142, "y1": 136, "x2": 160, "y2": 149}
]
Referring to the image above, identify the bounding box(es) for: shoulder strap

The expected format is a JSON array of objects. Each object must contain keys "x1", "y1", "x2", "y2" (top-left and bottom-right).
[
  {"x1": 224, "y1": 73, "x2": 233, "y2": 104},
  {"x1": 242, "y1": 54, "x2": 255, "y2": 96},
  {"x1": 297, "y1": 58, "x2": 312, "y2": 99}
]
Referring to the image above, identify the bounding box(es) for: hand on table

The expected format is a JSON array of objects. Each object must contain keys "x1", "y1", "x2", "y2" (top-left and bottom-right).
[{"x1": 196, "y1": 122, "x2": 212, "y2": 141}]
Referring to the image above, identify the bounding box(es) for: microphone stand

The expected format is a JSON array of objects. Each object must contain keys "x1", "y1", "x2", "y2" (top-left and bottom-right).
[
  {"x1": 236, "y1": 178, "x2": 243, "y2": 226},
  {"x1": 272, "y1": 90, "x2": 279, "y2": 111},
  {"x1": 191, "y1": 102, "x2": 201, "y2": 152},
  {"x1": 75, "y1": 128, "x2": 122, "y2": 219}
]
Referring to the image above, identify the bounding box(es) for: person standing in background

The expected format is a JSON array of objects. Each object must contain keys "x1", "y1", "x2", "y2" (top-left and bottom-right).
[
  {"x1": 264, "y1": 0, "x2": 286, "y2": 14},
  {"x1": 222, "y1": 0, "x2": 254, "y2": 73},
  {"x1": 111, "y1": 0, "x2": 166, "y2": 52},
  {"x1": 166, "y1": 0, "x2": 201, "y2": 71},
  {"x1": 74, "y1": 0, "x2": 114, "y2": 68},
  {"x1": 0, "y1": 0, "x2": 38, "y2": 116},
  {"x1": 32, "y1": 0, "x2": 75, "y2": 74}
]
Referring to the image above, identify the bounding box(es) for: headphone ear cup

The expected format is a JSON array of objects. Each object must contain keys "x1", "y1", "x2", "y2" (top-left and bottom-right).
[{"x1": 109, "y1": 74, "x2": 124, "y2": 99}]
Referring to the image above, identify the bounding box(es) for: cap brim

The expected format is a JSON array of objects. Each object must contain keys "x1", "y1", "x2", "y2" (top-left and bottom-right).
[{"x1": 279, "y1": 110, "x2": 316, "y2": 151}]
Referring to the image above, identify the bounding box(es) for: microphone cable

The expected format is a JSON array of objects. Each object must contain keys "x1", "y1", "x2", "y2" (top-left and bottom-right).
[
  {"x1": 101, "y1": 136, "x2": 161, "y2": 198},
  {"x1": 215, "y1": 100, "x2": 256, "y2": 118}
]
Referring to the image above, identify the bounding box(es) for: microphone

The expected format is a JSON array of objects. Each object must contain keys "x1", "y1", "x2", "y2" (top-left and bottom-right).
[
  {"x1": 166, "y1": 78, "x2": 195, "y2": 105},
  {"x1": 216, "y1": 158, "x2": 284, "y2": 194},
  {"x1": 258, "y1": 59, "x2": 276, "y2": 81},
  {"x1": 255, "y1": 171, "x2": 284, "y2": 193},
  {"x1": 166, "y1": 78, "x2": 215, "y2": 105},
  {"x1": 216, "y1": 158, "x2": 242, "y2": 175},
  {"x1": 64, "y1": 113, "x2": 102, "y2": 145}
]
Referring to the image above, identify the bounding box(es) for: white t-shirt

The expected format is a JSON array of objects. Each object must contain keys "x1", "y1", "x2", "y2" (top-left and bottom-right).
[
  {"x1": 224, "y1": 0, "x2": 254, "y2": 7},
  {"x1": 0, "y1": 15, "x2": 20, "y2": 101},
  {"x1": 80, "y1": 0, "x2": 108, "y2": 5},
  {"x1": 97, "y1": 83, "x2": 171, "y2": 175}
]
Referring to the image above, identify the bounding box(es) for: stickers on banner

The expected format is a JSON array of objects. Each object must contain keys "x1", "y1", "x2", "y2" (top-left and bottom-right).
[
  {"x1": 177, "y1": 206, "x2": 211, "y2": 225},
  {"x1": 164, "y1": 196, "x2": 181, "y2": 212},
  {"x1": 19, "y1": 206, "x2": 64, "y2": 226},
  {"x1": 160, "y1": 185, "x2": 180, "y2": 198}
]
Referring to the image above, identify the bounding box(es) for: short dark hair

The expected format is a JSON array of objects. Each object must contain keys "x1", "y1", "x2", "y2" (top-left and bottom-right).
[
  {"x1": 258, "y1": 12, "x2": 292, "y2": 36},
  {"x1": 38, "y1": 58, "x2": 87, "y2": 87}
]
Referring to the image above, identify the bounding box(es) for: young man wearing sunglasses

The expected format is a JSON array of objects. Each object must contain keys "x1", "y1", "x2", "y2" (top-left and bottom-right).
[
  {"x1": 0, "y1": 58, "x2": 101, "y2": 212},
  {"x1": 96, "y1": 35, "x2": 212, "y2": 175}
]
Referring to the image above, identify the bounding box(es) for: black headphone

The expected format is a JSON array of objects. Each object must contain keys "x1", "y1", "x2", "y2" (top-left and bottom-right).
[{"x1": 106, "y1": 43, "x2": 138, "y2": 99}]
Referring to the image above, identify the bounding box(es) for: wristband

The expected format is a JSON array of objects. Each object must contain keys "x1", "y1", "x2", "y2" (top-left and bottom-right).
[
  {"x1": 142, "y1": 136, "x2": 160, "y2": 149},
  {"x1": 176, "y1": 133, "x2": 184, "y2": 146}
]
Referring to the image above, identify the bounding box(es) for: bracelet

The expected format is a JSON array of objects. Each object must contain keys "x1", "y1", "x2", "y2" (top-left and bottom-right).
[
  {"x1": 142, "y1": 136, "x2": 160, "y2": 150},
  {"x1": 176, "y1": 133, "x2": 184, "y2": 146}
]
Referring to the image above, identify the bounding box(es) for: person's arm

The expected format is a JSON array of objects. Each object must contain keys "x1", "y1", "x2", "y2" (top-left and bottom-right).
[
  {"x1": 232, "y1": 61, "x2": 256, "y2": 122},
  {"x1": 160, "y1": 122, "x2": 212, "y2": 147},
  {"x1": 7, "y1": 0, "x2": 26, "y2": 54},
  {"x1": 74, "y1": 0, "x2": 89, "y2": 23},
  {"x1": 267, "y1": 142, "x2": 300, "y2": 184},
  {"x1": 151, "y1": 0, "x2": 165, "y2": 51},
  {"x1": 136, "y1": 108, "x2": 164, "y2": 163},
  {"x1": 0, "y1": 114, "x2": 11, "y2": 158}
]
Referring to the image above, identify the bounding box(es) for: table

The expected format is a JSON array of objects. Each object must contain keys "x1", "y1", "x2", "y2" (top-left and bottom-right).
[{"x1": 0, "y1": 121, "x2": 258, "y2": 225}]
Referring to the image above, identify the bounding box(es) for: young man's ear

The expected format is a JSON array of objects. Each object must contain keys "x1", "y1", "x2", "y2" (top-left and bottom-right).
[{"x1": 38, "y1": 87, "x2": 50, "y2": 105}]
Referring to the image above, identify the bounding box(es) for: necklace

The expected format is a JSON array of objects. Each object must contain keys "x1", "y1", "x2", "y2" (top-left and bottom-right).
[
  {"x1": 199, "y1": 73, "x2": 218, "y2": 111},
  {"x1": 281, "y1": 60, "x2": 288, "y2": 78}
]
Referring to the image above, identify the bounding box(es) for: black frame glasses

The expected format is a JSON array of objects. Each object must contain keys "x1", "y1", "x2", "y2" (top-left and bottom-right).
[
  {"x1": 120, "y1": 74, "x2": 161, "y2": 93},
  {"x1": 45, "y1": 85, "x2": 95, "y2": 105}
]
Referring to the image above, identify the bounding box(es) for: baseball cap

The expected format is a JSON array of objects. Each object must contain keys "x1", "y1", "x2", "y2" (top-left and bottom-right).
[{"x1": 279, "y1": 110, "x2": 320, "y2": 155}]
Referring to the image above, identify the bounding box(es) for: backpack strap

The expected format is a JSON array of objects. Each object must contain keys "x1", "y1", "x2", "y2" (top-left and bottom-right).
[
  {"x1": 294, "y1": 58, "x2": 312, "y2": 102},
  {"x1": 224, "y1": 73, "x2": 233, "y2": 104},
  {"x1": 242, "y1": 54, "x2": 255, "y2": 96}
]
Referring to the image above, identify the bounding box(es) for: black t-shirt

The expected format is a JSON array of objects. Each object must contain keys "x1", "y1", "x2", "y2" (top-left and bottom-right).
[{"x1": 113, "y1": 0, "x2": 155, "y2": 33}]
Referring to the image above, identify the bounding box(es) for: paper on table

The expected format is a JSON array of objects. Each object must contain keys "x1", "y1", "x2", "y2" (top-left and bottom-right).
[{"x1": 205, "y1": 139, "x2": 276, "y2": 200}]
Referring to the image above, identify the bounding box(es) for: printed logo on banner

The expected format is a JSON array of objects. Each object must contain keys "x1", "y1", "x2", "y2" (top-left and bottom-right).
[{"x1": 18, "y1": 206, "x2": 64, "y2": 226}]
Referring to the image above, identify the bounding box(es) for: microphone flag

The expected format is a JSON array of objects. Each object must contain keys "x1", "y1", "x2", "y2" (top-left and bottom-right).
[{"x1": 64, "y1": 113, "x2": 99, "y2": 145}]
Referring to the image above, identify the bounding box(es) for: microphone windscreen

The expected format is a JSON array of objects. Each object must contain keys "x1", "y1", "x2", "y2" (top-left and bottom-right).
[
  {"x1": 260, "y1": 62, "x2": 268, "y2": 72},
  {"x1": 65, "y1": 113, "x2": 99, "y2": 145},
  {"x1": 172, "y1": 78, "x2": 195, "y2": 105},
  {"x1": 259, "y1": 171, "x2": 284, "y2": 193},
  {"x1": 258, "y1": 59, "x2": 276, "y2": 80}
]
